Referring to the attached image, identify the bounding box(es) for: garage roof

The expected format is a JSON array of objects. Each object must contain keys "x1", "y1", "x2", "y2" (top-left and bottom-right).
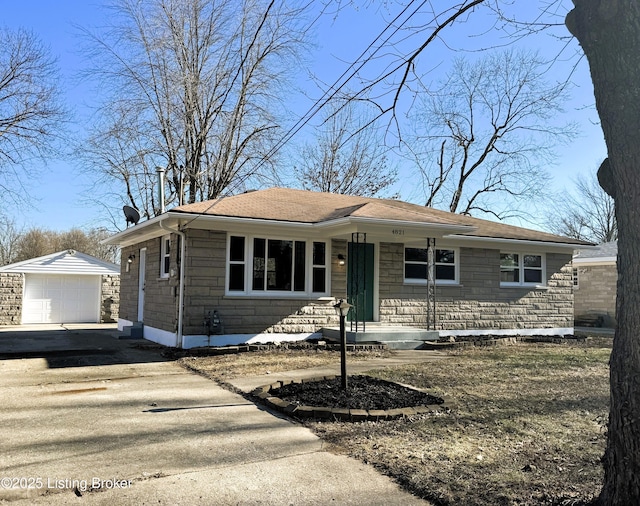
[{"x1": 0, "y1": 250, "x2": 120, "y2": 275}]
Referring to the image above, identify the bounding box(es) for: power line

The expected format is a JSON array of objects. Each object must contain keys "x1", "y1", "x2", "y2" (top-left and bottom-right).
[{"x1": 180, "y1": 0, "x2": 428, "y2": 227}]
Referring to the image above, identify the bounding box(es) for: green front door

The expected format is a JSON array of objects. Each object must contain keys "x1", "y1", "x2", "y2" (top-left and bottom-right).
[{"x1": 347, "y1": 242, "x2": 374, "y2": 321}]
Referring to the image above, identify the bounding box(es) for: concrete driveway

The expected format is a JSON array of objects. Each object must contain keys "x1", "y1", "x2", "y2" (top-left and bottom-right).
[{"x1": 0, "y1": 326, "x2": 429, "y2": 505}]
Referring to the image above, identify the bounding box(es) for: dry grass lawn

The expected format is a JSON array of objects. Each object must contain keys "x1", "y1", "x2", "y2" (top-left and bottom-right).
[
  {"x1": 311, "y1": 343, "x2": 610, "y2": 506},
  {"x1": 178, "y1": 347, "x2": 390, "y2": 382},
  {"x1": 182, "y1": 341, "x2": 610, "y2": 505}
]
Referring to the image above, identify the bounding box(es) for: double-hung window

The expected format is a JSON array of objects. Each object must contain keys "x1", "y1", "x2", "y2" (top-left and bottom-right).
[
  {"x1": 404, "y1": 247, "x2": 458, "y2": 284},
  {"x1": 228, "y1": 236, "x2": 246, "y2": 291},
  {"x1": 160, "y1": 235, "x2": 171, "y2": 278},
  {"x1": 500, "y1": 253, "x2": 544, "y2": 286},
  {"x1": 228, "y1": 235, "x2": 328, "y2": 296}
]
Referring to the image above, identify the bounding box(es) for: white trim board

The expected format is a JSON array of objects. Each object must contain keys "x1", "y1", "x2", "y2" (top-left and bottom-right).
[{"x1": 439, "y1": 327, "x2": 574, "y2": 338}]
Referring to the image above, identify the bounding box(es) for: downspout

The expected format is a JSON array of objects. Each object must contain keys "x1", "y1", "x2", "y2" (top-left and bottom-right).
[
  {"x1": 157, "y1": 167, "x2": 186, "y2": 348},
  {"x1": 160, "y1": 219, "x2": 186, "y2": 349}
]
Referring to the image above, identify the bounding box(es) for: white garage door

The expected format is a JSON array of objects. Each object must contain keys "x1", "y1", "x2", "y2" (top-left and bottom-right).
[{"x1": 23, "y1": 274, "x2": 101, "y2": 324}]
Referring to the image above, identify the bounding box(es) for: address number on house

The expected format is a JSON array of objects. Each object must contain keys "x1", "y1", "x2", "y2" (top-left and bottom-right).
[{"x1": 392, "y1": 229, "x2": 405, "y2": 236}]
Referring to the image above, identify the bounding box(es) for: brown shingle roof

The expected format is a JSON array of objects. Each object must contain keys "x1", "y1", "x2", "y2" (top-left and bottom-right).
[{"x1": 172, "y1": 187, "x2": 589, "y2": 246}]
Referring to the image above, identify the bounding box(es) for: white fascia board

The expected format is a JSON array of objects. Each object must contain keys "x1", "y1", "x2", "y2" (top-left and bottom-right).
[
  {"x1": 102, "y1": 214, "x2": 185, "y2": 247},
  {"x1": 106, "y1": 211, "x2": 478, "y2": 247},
  {"x1": 0, "y1": 250, "x2": 119, "y2": 274},
  {"x1": 443, "y1": 234, "x2": 586, "y2": 253},
  {"x1": 316, "y1": 216, "x2": 475, "y2": 237},
  {"x1": 15, "y1": 269, "x2": 111, "y2": 275},
  {"x1": 179, "y1": 212, "x2": 315, "y2": 232},
  {"x1": 573, "y1": 256, "x2": 617, "y2": 265}
]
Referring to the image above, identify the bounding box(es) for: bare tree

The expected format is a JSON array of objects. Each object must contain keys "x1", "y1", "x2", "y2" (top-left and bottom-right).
[
  {"x1": 13, "y1": 227, "x2": 119, "y2": 264},
  {"x1": 0, "y1": 216, "x2": 24, "y2": 266},
  {"x1": 547, "y1": 170, "x2": 617, "y2": 243},
  {"x1": 567, "y1": 2, "x2": 640, "y2": 503},
  {"x1": 343, "y1": 0, "x2": 640, "y2": 502},
  {"x1": 296, "y1": 99, "x2": 398, "y2": 197},
  {"x1": 0, "y1": 27, "x2": 66, "y2": 203},
  {"x1": 404, "y1": 49, "x2": 573, "y2": 219},
  {"x1": 80, "y1": 0, "x2": 311, "y2": 218},
  {"x1": 13, "y1": 228, "x2": 57, "y2": 262}
]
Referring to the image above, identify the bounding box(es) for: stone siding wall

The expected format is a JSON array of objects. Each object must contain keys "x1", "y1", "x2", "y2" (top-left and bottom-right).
[
  {"x1": 0, "y1": 273, "x2": 23, "y2": 325},
  {"x1": 100, "y1": 274, "x2": 120, "y2": 323},
  {"x1": 119, "y1": 236, "x2": 178, "y2": 329},
  {"x1": 118, "y1": 245, "x2": 137, "y2": 323},
  {"x1": 379, "y1": 243, "x2": 573, "y2": 332},
  {"x1": 123, "y1": 230, "x2": 574, "y2": 336},
  {"x1": 574, "y1": 263, "x2": 617, "y2": 326},
  {"x1": 181, "y1": 230, "x2": 341, "y2": 335}
]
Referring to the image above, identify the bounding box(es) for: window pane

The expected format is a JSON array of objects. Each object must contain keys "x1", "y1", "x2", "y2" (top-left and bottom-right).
[
  {"x1": 313, "y1": 242, "x2": 326, "y2": 265},
  {"x1": 524, "y1": 269, "x2": 542, "y2": 283},
  {"x1": 253, "y1": 257, "x2": 265, "y2": 290},
  {"x1": 267, "y1": 240, "x2": 292, "y2": 290},
  {"x1": 294, "y1": 241, "x2": 305, "y2": 291},
  {"x1": 436, "y1": 265, "x2": 455, "y2": 280},
  {"x1": 405, "y1": 248, "x2": 428, "y2": 262},
  {"x1": 230, "y1": 236, "x2": 245, "y2": 262},
  {"x1": 500, "y1": 268, "x2": 519, "y2": 283},
  {"x1": 436, "y1": 249, "x2": 455, "y2": 264},
  {"x1": 229, "y1": 264, "x2": 244, "y2": 291},
  {"x1": 524, "y1": 255, "x2": 542, "y2": 268},
  {"x1": 312, "y1": 267, "x2": 326, "y2": 293},
  {"x1": 163, "y1": 255, "x2": 170, "y2": 275},
  {"x1": 500, "y1": 253, "x2": 519, "y2": 267},
  {"x1": 405, "y1": 264, "x2": 427, "y2": 279},
  {"x1": 253, "y1": 238, "x2": 266, "y2": 290}
]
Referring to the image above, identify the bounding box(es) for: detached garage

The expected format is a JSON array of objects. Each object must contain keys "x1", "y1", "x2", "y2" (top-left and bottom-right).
[{"x1": 0, "y1": 250, "x2": 120, "y2": 325}]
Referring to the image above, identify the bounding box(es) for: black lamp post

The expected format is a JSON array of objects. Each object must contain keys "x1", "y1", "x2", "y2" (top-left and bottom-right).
[{"x1": 333, "y1": 298, "x2": 352, "y2": 389}]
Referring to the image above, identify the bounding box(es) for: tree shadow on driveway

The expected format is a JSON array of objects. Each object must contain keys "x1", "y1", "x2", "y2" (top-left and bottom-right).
[{"x1": 0, "y1": 326, "x2": 171, "y2": 368}]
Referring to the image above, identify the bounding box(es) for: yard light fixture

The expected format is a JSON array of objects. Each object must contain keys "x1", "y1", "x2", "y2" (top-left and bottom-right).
[{"x1": 333, "y1": 299, "x2": 352, "y2": 389}]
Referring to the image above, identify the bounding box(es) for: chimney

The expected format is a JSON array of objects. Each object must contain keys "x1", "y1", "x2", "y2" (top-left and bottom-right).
[{"x1": 156, "y1": 166, "x2": 166, "y2": 214}]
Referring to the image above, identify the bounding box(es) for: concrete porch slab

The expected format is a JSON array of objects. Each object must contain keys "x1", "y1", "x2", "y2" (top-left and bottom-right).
[{"x1": 321, "y1": 324, "x2": 439, "y2": 350}]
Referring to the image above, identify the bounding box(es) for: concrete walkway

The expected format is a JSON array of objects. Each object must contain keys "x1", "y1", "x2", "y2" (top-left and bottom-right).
[{"x1": 0, "y1": 327, "x2": 436, "y2": 505}]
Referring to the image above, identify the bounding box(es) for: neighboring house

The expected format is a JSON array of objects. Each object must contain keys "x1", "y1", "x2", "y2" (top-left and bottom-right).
[
  {"x1": 573, "y1": 241, "x2": 617, "y2": 327},
  {"x1": 0, "y1": 250, "x2": 120, "y2": 325},
  {"x1": 105, "y1": 187, "x2": 590, "y2": 349}
]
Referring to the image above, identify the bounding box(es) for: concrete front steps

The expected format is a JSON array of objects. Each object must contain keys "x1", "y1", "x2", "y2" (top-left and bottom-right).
[
  {"x1": 119, "y1": 321, "x2": 144, "y2": 340},
  {"x1": 321, "y1": 323, "x2": 439, "y2": 350}
]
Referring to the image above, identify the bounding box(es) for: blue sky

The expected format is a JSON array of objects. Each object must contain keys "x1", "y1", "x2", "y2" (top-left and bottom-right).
[{"x1": 1, "y1": 1, "x2": 606, "y2": 232}]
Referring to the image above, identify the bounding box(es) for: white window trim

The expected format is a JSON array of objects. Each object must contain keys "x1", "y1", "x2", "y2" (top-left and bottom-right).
[
  {"x1": 226, "y1": 234, "x2": 330, "y2": 297},
  {"x1": 160, "y1": 235, "x2": 171, "y2": 279},
  {"x1": 403, "y1": 246, "x2": 460, "y2": 286},
  {"x1": 227, "y1": 235, "x2": 247, "y2": 292},
  {"x1": 500, "y1": 251, "x2": 547, "y2": 288}
]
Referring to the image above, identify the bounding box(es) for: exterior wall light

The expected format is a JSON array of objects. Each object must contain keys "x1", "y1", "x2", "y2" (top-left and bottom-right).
[
  {"x1": 337, "y1": 254, "x2": 345, "y2": 266},
  {"x1": 126, "y1": 254, "x2": 135, "y2": 273}
]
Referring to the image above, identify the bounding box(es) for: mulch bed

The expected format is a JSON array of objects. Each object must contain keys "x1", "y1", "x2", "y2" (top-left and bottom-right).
[{"x1": 271, "y1": 374, "x2": 444, "y2": 411}]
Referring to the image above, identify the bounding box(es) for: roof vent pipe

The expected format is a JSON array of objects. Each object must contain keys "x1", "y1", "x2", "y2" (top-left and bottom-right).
[{"x1": 156, "y1": 166, "x2": 166, "y2": 214}]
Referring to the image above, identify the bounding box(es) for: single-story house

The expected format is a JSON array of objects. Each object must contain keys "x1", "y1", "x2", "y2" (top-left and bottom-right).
[
  {"x1": 573, "y1": 241, "x2": 617, "y2": 327},
  {"x1": 0, "y1": 250, "x2": 120, "y2": 325},
  {"x1": 104, "y1": 187, "x2": 590, "y2": 349}
]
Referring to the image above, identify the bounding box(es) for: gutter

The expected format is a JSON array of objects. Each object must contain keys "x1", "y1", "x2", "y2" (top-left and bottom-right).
[
  {"x1": 443, "y1": 234, "x2": 594, "y2": 251},
  {"x1": 160, "y1": 219, "x2": 186, "y2": 349}
]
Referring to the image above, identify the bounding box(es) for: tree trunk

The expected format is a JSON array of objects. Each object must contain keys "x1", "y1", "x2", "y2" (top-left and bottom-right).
[{"x1": 566, "y1": 1, "x2": 640, "y2": 504}]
